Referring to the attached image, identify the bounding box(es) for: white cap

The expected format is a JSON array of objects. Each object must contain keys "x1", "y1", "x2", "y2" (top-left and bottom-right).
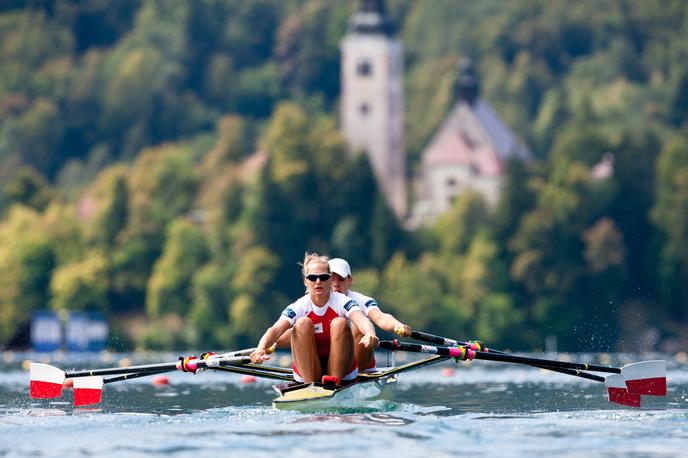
[{"x1": 328, "y1": 258, "x2": 351, "y2": 278}]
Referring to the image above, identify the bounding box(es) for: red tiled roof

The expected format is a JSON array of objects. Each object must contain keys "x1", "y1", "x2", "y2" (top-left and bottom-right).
[{"x1": 422, "y1": 98, "x2": 530, "y2": 177}]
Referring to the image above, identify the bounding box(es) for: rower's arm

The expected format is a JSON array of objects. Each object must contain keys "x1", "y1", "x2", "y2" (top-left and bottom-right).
[
  {"x1": 368, "y1": 308, "x2": 411, "y2": 335},
  {"x1": 275, "y1": 328, "x2": 292, "y2": 347},
  {"x1": 349, "y1": 310, "x2": 378, "y2": 349},
  {"x1": 251, "y1": 319, "x2": 291, "y2": 363}
]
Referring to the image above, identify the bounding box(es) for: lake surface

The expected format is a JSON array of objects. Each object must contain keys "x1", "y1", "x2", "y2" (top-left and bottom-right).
[{"x1": 1, "y1": 351, "x2": 686, "y2": 457}]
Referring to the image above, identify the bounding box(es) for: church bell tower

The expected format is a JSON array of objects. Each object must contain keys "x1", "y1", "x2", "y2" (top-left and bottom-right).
[{"x1": 340, "y1": 0, "x2": 407, "y2": 219}]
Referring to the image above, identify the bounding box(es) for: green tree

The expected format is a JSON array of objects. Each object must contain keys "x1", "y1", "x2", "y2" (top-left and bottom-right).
[
  {"x1": 434, "y1": 191, "x2": 491, "y2": 256},
  {"x1": 227, "y1": 246, "x2": 280, "y2": 348},
  {"x1": 187, "y1": 262, "x2": 234, "y2": 349},
  {"x1": 3, "y1": 165, "x2": 52, "y2": 211},
  {"x1": 0, "y1": 206, "x2": 56, "y2": 343},
  {"x1": 651, "y1": 139, "x2": 688, "y2": 321},
  {"x1": 50, "y1": 251, "x2": 109, "y2": 312},
  {"x1": 146, "y1": 218, "x2": 211, "y2": 318}
]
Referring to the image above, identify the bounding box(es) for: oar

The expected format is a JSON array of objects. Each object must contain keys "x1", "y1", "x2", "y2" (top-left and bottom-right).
[
  {"x1": 401, "y1": 330, "x2": 666, "y2": 395},
  {"x1": 30, "y1": 350, "x2": 253, "y2": 404},
  {"x1": 380, "y1": 340, "x2": 666, "y2": 407},
  {"x1": 209, "y1": 365, "x2": 294, "y2": 381},
  {"x1": 52, "y1": 370, "x2": 174, "y2": 407},
  {"x1": 70, "y1": 365, "x2": 293, "y2": 407},
  {"x1": 401, "y1": 330, "x2": 641, "y2": 406},
  {"x1": 405, "y1": 330, "x2": 605, "y2": 382}
]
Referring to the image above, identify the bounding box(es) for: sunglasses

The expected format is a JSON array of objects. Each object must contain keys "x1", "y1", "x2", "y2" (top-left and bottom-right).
[{"x1": 305, "y1": 273, "x2": 331, "y2": 282}]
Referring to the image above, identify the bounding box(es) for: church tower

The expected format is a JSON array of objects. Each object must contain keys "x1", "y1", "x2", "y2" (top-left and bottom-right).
[{"x1": 340, "y1": 0, "x2": 407, "y2": 219}]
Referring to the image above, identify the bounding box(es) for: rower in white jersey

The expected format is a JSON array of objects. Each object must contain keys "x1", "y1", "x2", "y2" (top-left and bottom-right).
[{"x1": 328, "y1": 258, "x2": 412, "y2": 372}]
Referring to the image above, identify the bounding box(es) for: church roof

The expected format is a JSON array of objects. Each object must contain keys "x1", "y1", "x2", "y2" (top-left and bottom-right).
[
  {"x1": 422, "y1": 98, "x2": 531, "y2": 176},
  {"x1": 348, "y1": 0, "x2": 393, "y2": 36}
]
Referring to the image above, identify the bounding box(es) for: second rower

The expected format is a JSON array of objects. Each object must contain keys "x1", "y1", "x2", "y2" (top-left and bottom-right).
[{"x1": 328, "y1": 258, "x2": 412, "y2": 372}]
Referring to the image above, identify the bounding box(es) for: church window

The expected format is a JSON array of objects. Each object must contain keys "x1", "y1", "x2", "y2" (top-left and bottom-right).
[
  {"x1": 359, "y1": 103, "x2": 370, "y2": 115},
  {"x1": 357, "y1": 59, "x2": 373, "y2": 76},
  {"x1": 446, "y1": 177, "x2": 457, "y2": 188}
]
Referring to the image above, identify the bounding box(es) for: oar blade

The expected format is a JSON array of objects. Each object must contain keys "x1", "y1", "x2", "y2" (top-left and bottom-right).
[
  {"x1": 622, "y1": 360, "x2": 666, "y2": 396},
  {"x1": 605, "y1": 374, "x2": 641, "y2": 407},
  {"x1": 30, "y1": 363, "x2": 65, "y2": 399},
  {"x1": 73, "y1": 376, "x2": 104, "y2": 406}
]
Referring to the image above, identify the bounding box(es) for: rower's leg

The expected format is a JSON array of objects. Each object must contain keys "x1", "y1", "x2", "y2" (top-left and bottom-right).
[
  {"x1": 291, "y1": 318, "x2": 321, "y2": 383},
  {"x1": 328, "y1": 317, "x2": 355, "y2": 380},
  {"x1": 352, "y1": 323, "x2": 373, "y2": 372}
]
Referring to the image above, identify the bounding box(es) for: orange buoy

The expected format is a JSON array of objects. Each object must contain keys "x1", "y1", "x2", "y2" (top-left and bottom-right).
[
  {"x1": 441, "y1": 367, "x2": 455, "y2": 377},
  {"x1": 240, "y1": 375, "x2": 257, "y2": 384},
  {"x1": 152, "y1": 375, "x2": 169, "y2": 386}
]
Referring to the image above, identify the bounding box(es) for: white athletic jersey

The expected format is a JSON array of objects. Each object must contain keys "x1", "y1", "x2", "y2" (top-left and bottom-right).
[
  {"x1": 345, "y1": 290, "x2": 380, "y2": 317},
  {"x1": 279, "y1": 291, "x2": 360, "y2": 327},
  {"x1": 279, "y1": 291, "x2": 360, "y2": 359}
]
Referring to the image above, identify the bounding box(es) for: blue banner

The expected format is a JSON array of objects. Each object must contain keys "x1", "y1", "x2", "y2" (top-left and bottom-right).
[
  {"x1": 31, "y1": 311, "x2": 62, "y2": 352},
  {"x1": 66, "y1": 311, "x2": 109, "y2": 352}
]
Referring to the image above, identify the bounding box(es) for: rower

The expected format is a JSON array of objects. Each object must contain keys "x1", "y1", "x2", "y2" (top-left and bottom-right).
[
  {"x1": 250, "y1": 253, "x2": 379, "y2": 384},
  {"x1": 328, "y1": 258, "x2": 412, "y2": 372}
]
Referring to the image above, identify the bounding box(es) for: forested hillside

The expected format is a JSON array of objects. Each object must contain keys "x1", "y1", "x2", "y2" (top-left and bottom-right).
[{"x1": 1, "y1": 0, "x2": 687, "y2": 351}]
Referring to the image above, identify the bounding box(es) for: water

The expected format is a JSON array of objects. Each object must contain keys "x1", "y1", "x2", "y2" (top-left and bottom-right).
[{"x1": 1, "y1": 352, "x2": 686, "y2": 457}]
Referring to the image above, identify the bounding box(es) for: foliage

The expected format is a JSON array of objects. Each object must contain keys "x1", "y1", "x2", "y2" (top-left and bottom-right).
[{"x1": 1, "y1": 1, "x2": 688, "y2": 351}]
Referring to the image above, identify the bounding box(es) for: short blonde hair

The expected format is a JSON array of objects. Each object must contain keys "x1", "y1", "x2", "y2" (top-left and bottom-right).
[{"x1": 301, "y1": 252, "x2": 330, "y2": 276}]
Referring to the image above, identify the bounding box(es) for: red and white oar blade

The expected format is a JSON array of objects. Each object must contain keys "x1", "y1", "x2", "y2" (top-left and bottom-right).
[
  {"x1": 73, "y1": 376, "x2": 104, "y2": 406},
  {"x1": 605, "y1": 374, "x2": 641, "y2": 407},
  {"x1": 30, "y1": 363, "x2": 65, "y2": 399},
  {"x1": 622, "y1": 360, "x2": 666, "y2": 396}
]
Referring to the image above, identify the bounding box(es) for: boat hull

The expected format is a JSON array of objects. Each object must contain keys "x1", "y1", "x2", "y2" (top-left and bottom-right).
[{"x1": 272, "y1": 376, "x2": 397, "y2": 412}]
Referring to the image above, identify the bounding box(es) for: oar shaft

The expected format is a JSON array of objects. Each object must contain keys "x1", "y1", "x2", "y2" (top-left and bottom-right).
[
  {"x1": 104, "y1": 370, "x2": 171, "y2": 384},
  {"x1": 379, "y1": 340, "x2": 461, "y2": 358},
  {"x1": 210, "y1": 365, "x2": 294, "y2": 381},
  {"x1": 409, "y1": 330, "x2": 507, "y2": 355},
  {"x1": 382, "y1": 340, "x2": 621, "y2": 374},
  {"x1": 66, "y1": 356, "x2": 251, "y2": 378},
  {"x1": 409, "y1": 330, "x2": 461, "y2": 347},
  {"x1": 474, "y1": 350, "x2": 620, "y2": 374},
  {"x1": 408, "y1": 331, "x2": 606, "y2": 381}
]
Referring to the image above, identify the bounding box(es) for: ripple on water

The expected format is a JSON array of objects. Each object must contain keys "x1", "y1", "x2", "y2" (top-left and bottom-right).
[{"x1": 0, "y1": 354, "x2": 686, "y2": 457}]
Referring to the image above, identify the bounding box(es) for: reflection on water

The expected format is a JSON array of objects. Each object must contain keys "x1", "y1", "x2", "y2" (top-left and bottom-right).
[{"x1": 294, "y1": 412, "x2": 414, "y2": 426}]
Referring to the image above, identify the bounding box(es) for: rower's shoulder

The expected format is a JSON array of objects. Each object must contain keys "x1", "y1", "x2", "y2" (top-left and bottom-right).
[
  {"x1": 330, "y1": 291, "x2": 359, "y2": 311},
  {"x1": 331, "y1": 291, "x2": 350, "y2": 302},
  {"x1": 348, "y1": 290, "x2": 377, "y2": 307},
  {"x1": 287, "y1": 294, "x2": 311, "y2": 310}
]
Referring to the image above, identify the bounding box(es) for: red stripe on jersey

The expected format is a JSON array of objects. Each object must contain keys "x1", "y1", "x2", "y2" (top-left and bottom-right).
[{"x1": 308, "y1": 307, "x2": 341, "y2": 357}]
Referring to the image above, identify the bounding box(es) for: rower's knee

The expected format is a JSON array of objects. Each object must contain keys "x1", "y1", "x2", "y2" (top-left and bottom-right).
[
  {"x1": 293, "y1": 317, "x2": 315, "y2": 337},
  {"x1": 330, "y1": 317, "x2": 351, "y2": 336}
]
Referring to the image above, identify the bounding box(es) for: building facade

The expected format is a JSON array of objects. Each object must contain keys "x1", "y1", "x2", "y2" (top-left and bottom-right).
[
  {"x1": 340, "y1": 0, "x2": 407, "y2": 219},
  {"x1": 408, "y1": 59, "x2": 532, "y2": 228},
  {"x1": 341, "y1": 2, "x2": 530, "y2": 227}
]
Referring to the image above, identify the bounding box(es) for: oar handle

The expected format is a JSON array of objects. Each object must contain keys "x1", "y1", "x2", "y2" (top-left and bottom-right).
[
  {"x1": 405, "y1": 330, "x2": 491, "y2": 353},
  {"x1": 379, "y1": 340, "x2": 475, "y2": 360}
]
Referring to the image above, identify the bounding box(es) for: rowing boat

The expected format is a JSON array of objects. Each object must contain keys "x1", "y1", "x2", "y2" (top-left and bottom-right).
[
  {"x1": 271, "y1": 355, "x2": 446, "y2": 411},
  {"x1": 28, "y1": 334, "x2": 667, "y2": 410},
  {"x1": 271, "y1": 376, "x2": 396, "y2": 412}
]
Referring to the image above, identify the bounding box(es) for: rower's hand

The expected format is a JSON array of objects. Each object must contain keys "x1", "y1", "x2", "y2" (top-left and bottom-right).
[
  {"x1": 359, "y1": 334, "x2": 379, "y2": 350},
  {"x1": 249, "y1": 348, "x2": 270, "y2": 364},
  {"x1": 394, "y1": 324, "x2": 412, "y2": 337}
]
